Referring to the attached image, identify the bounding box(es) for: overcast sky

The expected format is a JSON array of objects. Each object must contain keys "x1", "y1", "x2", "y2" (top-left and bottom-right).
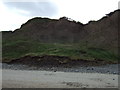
[{"x1": 0, "y1": 0, "x2": 119, "y2": 31}]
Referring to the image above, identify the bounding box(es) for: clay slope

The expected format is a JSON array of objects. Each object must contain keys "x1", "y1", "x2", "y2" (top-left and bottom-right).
[{"x1": 2, "y1": 10, "x2": 120, "y2": 52}]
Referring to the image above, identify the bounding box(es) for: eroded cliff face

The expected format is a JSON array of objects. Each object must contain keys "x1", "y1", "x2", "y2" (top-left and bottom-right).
[
  {"x1": 83, "y1": 10, "x2": 119, "y2": 51},
  {"x1": 12, "y1": 17, "x2": 84, "y2": 43},
  {"x1": 2, "y1": 10, "x2": 120, "y2": 52}
]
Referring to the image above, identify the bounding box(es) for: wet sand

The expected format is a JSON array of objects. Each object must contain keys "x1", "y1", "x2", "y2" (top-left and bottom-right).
[{"x1": 2, "y1": 69, "x2": 118, "y2": 88}]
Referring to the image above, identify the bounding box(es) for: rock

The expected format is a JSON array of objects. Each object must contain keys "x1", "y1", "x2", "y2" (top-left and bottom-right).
[
  {"x1": 107, "y1": 71, "x2": 110, "y2": 73},
  {"x1": 91, "y1": 68, "x2": 94, "y2": 70},
  {"x1": 87, "y1": 68, "x2": 90, "y2": 70},
  {"x1": 75, "y1": 70, "x2": 79, "y2": 72},
  {"x1": 113, "y1": 72, "x2": 117, "y2": 74},
  {"x1": 54, "y1": 70, "x2": 57, "y2": 72}
]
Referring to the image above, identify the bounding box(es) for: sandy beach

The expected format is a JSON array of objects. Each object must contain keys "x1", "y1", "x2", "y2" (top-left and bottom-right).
[{"x1": 2, "y1": 69, "x2": 118, "y2": 88}]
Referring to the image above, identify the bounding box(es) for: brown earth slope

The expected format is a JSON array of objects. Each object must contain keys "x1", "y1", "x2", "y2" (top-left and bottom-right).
[{"x1": 2, "y1": 10, "x2": 119, "y2": 53}]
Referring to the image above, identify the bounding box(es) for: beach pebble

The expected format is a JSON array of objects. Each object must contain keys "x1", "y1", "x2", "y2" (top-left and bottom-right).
[
  {"x1": 1, "y1": 63, "x2": 120, "y2": 75},
  {"x1": 75, "y1": 70, "x2": 79, "y2": 72},
  {"x1": 91, "y1": 68, "x2": 94, "y2": 70}
]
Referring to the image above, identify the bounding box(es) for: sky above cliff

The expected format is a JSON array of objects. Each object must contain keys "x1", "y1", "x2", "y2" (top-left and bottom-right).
[{"x1": 0, "y1": 0, "x2": 119, "y2": 31}]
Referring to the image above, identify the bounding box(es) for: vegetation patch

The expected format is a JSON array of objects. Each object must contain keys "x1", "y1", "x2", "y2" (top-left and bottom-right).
[{"x1": 2, "y1": 40, "x2": 119, "y2": 64}]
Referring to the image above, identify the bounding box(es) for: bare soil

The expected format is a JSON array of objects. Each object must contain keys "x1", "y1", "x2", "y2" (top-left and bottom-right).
[{"x1": 6, "y1": 55, "x2": 114, "y2": 68}]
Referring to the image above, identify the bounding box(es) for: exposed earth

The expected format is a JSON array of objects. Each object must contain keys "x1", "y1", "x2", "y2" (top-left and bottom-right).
[
  {"x1": 6, "y1": 55, "x2": 115, "y2": 67},
  {"x1": 2, "y1": 55, "x2": 119, "y2": 75}
]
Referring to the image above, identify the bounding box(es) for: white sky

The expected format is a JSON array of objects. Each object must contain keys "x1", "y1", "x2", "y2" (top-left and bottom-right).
[{"x1": 0, "y1": 0, "x2": 119, "y2": 31}]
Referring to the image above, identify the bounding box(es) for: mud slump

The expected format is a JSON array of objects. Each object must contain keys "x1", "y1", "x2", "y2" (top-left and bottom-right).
[{"x1": 6, "y1": 55, "x2": 113, "y2": 68}]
